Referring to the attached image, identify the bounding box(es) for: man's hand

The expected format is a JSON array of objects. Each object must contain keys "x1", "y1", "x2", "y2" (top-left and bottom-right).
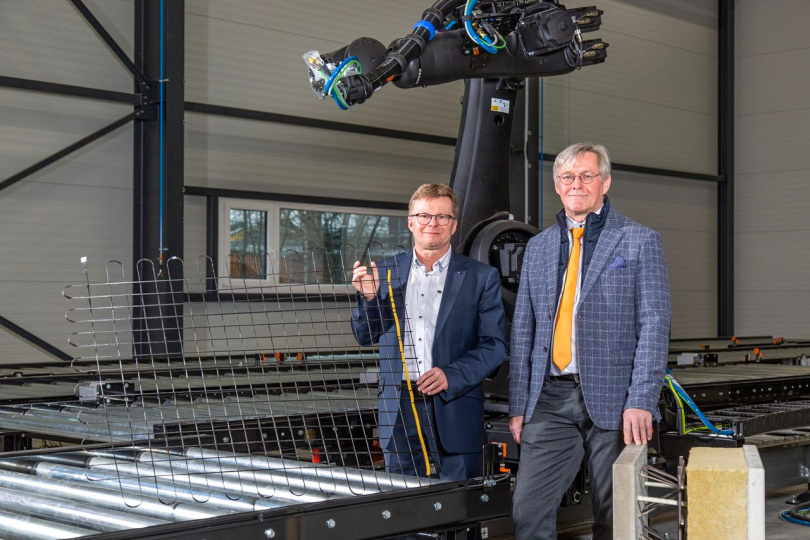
[
  {"x1": 417, "y1": 367, "x2": 448, "y2": 395},
  {"x1": 509, "y1": 415, "x2": 524, "y2": 444},
  {"x1": 623, "y1": 408, "x2": 653, "y2": 444},
  {"x1": 351, "y1": 261, "x2": 379, "y2": 300}
]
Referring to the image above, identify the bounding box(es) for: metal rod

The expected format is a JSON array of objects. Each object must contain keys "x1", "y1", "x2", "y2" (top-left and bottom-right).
[
  {"x1": 33, "y1": 462, "x2": 286, "y2": 513},
  {"x1": 184, "y1": 101, "x2": 457, "y2": 147},
  {"x1": 80, "y1": 446, "x2": 428, "y2": 495},
  {"x1": 0, "y1": 485, "x2": 169, "y2": 532},
  {"x1": 86, "y1": 457, "x2": 334, "y2": 504},
  {"x1": 134, "y1": 450, "x2": 379, "y2": 497},
  {"x1": 0, "y1": 410, "x2": 144, "y2": 441},
  {"x1": 0, "y1": 507, "x2": 96, "y2": 540},
  {"x1": 68, "y1": 0, "x2": 150, "y2": 88},
  {"x1": 0, "y1": 112, "x2": 137, "y2": 193},
  {"x1": 0, "y1": 75, "x2": 140, "y2": 104},
  {"x1": 183, "y1": 447, "x2": 435, "y2": 491},
  {"x1": 0, "y1": 468, "x2": 224, "y2": 522},
  {"x1": 0, "y1": 314, "x2": 73, "y2": 362}
]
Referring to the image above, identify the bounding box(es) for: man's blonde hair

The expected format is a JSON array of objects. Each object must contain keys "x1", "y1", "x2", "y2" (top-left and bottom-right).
[
  {"x1": 408, "y1": 183, "x2": 458, "y2": 217},
  {"x1": 553, "y1": 143, "x2": 611, "y2": 181}
]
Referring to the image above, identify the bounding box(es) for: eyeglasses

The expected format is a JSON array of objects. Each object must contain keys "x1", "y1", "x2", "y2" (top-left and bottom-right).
[
  {"x1": 557, "y1": 173, "x2": 601, "y2": 185},
  {"x1": 409, "y1": 213, "x2": 456, "y2": 226}
]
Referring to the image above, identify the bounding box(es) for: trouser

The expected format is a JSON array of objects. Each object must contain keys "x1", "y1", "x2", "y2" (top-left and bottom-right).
[
  {"x1": 385, "y1": 388, "x2": 482, "y2": 481},
  {"x1": 512, "y1": 379, "x2": 625, "y2": 540}
]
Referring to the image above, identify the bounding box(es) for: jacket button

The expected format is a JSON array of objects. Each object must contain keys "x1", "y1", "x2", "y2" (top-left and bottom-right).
[
  {"x1": 548, "y1": 314, "x2": 552, "y2": 320},
  {"x1": 543, "y1": 346, "x2": 548, "y2": 352}
]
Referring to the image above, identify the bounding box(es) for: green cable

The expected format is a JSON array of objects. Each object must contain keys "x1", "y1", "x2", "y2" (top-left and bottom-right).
[
  {"x1": 665, "y1": 375, "x2": 723, "y2": 435},
  {"x1": 333, "y1": 88, "x2": 349, "y2": 109},
  {"x1": 329, "y1": 59, "x2": 361, "y2": 108}
]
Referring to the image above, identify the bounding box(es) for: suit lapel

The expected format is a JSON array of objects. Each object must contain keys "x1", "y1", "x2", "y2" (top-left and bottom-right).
[
  {"x1": 579, "y1": 214, "x2": 624, "y2": 302},
  {"x1": 544, "y1": 232, "x2": 561, "y2": 310},
  {"x1": 434, "y1": 254, "x2": 467, "y2": 340}
]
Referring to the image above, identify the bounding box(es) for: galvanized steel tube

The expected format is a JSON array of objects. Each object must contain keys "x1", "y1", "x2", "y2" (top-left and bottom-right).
[
  {"x1": 0, "y1": 507, "x2": 97, "y2": 540},
  {"x1": 33, "y1": 462, "x2": 286, "y2": 513},
  {"x1": 134, "y1": 450, "x2": 378, "y2": 496},
  {"x1": 86, "y1": 457, "x2": 331, "y2": 504},
  {"x1": 184, "y1": 447, "x2": 436, "y2": 490},
  {"x1": 0, "y1": 485, "x2": 169, "y2": 532},
  {"x1": 0, "y1": 411, "x2": 136, "y2": 441},
  {"x1": 0, "y1": 468, "x2": 224, "y2": 522}
]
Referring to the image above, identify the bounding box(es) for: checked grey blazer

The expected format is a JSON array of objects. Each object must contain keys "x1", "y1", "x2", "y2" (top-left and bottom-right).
[{"x1": 509, "y1": 207, "x2": 671, "y2": 430}]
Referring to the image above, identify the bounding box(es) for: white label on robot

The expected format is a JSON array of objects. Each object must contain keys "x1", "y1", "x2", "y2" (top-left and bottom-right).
[{"x1": 490, "y1": 98, "x2": 510, "y2": 114}]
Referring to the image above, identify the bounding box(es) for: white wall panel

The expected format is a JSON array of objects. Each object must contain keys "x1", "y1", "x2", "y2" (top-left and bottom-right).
[
  {"x1": 0, "y1": 0, "x2": 134, "y2": 92},
  {"x1": 735, "y1": 2, "x2": 810, "y2": 336},
  {"x1": 735, "y1": 109, "x2": 810, "y2": 174},
  {"x1": 735, "y1": 0, "x2": 808, "y2": 57},
  {"x1": 184, "y1": 195, "x2": 208, "y2": 259},
  {"x1": 185, "y1": 0, "x2": 464, "y2": 138},
  {"x1": 541, "y1": 0, "x2": 717, "y2": 174},
  {"x1": 184, "y1": 113, "x2": 455, "y2": 202},
  {"x1": 0, "y1": 88, "x2": 133, "y2": 365}
]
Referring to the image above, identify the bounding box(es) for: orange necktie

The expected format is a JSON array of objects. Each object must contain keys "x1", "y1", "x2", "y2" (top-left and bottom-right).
[{"x1": 553, "y1": 227, "x2": 585, "y2": 371}]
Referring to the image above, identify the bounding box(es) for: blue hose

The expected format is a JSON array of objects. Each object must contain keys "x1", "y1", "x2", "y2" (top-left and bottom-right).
[
  {"x1": 464, "y1": 1, "x2": 497, "y2": 54},
  {"x1": 780, "y1": 510, "x2": 810, "y2": 526},
  {"x1": 324, "y1": 56, "x2": 359, "y2": 98},
  {"x1": 666, "y1": 368, "x2": 734, "y2": 436}
]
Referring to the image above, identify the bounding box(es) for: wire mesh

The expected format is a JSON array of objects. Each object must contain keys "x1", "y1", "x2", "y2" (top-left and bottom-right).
[{"x1": 0, "y1": 247, "x2": 451, "y2": 537}]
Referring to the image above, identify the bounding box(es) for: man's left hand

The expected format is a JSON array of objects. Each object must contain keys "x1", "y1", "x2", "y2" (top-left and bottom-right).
[
  {"x1": 417, "y1": 368, "x2": 448, "y2": 395},
  {"x1": 623, "y1": 408, "x2": 653, "y2": 444}
]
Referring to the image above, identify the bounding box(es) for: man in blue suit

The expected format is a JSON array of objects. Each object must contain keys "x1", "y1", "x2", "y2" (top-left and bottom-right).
[
  {"x1": 351, "y1": 183, "x2": 507, "y2": 481},
  {"x1": 509, "y1": 143, "x2": 671, "y2": 539}
]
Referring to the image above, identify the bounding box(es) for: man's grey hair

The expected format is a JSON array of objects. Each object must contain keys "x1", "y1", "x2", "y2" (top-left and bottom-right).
[{"x1": 553, "y1": 143, "x2": 611, "y2": 181}]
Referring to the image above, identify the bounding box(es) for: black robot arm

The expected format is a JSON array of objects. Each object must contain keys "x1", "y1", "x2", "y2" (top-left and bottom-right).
[
  {"x1": 304, "y1": 1, "x2": 606, "y2": 109},
  {"x1": 303, "y1": 1, "x2": 608, "y2": 316}
]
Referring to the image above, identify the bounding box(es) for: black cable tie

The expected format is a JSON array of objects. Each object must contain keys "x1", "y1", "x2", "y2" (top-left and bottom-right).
[{"x1": 461, "y1": 14, "x2": 475, "y2": 22}]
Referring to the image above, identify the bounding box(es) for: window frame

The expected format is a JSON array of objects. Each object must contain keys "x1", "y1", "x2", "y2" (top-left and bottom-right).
[{"x1": 218, "y1": 197, "x2": 408, "y2": 293}]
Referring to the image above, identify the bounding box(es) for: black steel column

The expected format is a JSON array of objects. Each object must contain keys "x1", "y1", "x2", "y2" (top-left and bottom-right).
[
  {"x1": 718, "y1": 0, "x2": 734, "y2": 336},
  {"x1": 525, "y1": 78, "x2": 540, "y2": 229},
  {"x1": 133, "y1": 0, "x2": 185, "y2": 359},
  {"x1": 450, "y1": 78, "x2": 520, "y2": 249},
  {"x1": 508, "y1": 83, "x2": 526, "y2": 223}
]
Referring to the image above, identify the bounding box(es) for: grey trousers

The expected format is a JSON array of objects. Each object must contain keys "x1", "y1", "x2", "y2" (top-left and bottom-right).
[{"x1": 512, "y1": 379, "x2": 625, "y2": 540}]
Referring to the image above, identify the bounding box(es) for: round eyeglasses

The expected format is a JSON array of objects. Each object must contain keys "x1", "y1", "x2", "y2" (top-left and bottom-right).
[
  {"x1": 409, "y1": 213, "x2": 456, "y2": 226},
  {"x1": 557, "y1": 173, "x2": 601, "y2": 185}
]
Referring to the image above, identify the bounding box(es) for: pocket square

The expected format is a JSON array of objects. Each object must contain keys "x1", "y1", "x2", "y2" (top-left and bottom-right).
[{"x1": 608, "y1": 256, "x2": 626, "y2": 269}]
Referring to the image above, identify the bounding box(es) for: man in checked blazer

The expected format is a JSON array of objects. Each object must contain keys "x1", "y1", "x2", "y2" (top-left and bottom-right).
[
  {"x1": 509, "y1": 143, "x2": 671, "y2": 539},
  {"x1": 351, "y1": 184, "x2": 507, "y2": 481}
]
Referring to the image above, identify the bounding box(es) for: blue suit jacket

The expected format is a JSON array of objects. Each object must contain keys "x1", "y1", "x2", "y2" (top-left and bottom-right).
[
  {"x1": 509, "y1": 207, "x2": 671, "y2": 430},
  {"x1": 351, "y1": 251, "x2": 507, "y2": 454}
]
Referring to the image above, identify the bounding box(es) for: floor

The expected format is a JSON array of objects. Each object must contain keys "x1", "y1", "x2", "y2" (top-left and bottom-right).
[{"x1": 556, "y1": 483, "x2": 810, "y2": 539}]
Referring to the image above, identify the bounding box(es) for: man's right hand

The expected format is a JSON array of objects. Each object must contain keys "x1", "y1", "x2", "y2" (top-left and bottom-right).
[
  {"x1": 509, "y1": 415, "x2": 524, "y2": 444},
  {"x1": 352, "y1": 261, "x2": 380, "y2": 300}
]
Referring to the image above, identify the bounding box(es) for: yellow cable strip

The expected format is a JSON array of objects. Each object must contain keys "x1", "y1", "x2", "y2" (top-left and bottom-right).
[
  {"x1": 666, "y1": 375, "x2": 710, "y2": 435},
  {"x1": 387, "y1": 269, "x2": 431, "y2": 476}
]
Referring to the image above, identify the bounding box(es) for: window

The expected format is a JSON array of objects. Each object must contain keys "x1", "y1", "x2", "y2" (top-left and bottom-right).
[
  {"x1": 229, "y1": 208, "x2": 268, "y2": 278},
  {"x1": 219, "y1": 198, "x2": 409, "y2": 289}
]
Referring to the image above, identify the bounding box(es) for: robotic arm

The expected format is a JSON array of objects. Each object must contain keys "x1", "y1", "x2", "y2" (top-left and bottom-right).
[
  {"x1": 304, "y1": 1, "x2": 607, "y2": 317},
  {"x1": 304, "y1": 1, "x2": 606, "y2": 109}
]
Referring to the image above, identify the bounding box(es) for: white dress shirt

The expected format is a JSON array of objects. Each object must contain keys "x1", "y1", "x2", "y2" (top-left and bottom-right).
[
  {"x1": 401, "y1": 248, "x2": 452, "y2": 382},
  {"x1": 550, "y1": 206, "x2": 602, "y2": 375}
]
